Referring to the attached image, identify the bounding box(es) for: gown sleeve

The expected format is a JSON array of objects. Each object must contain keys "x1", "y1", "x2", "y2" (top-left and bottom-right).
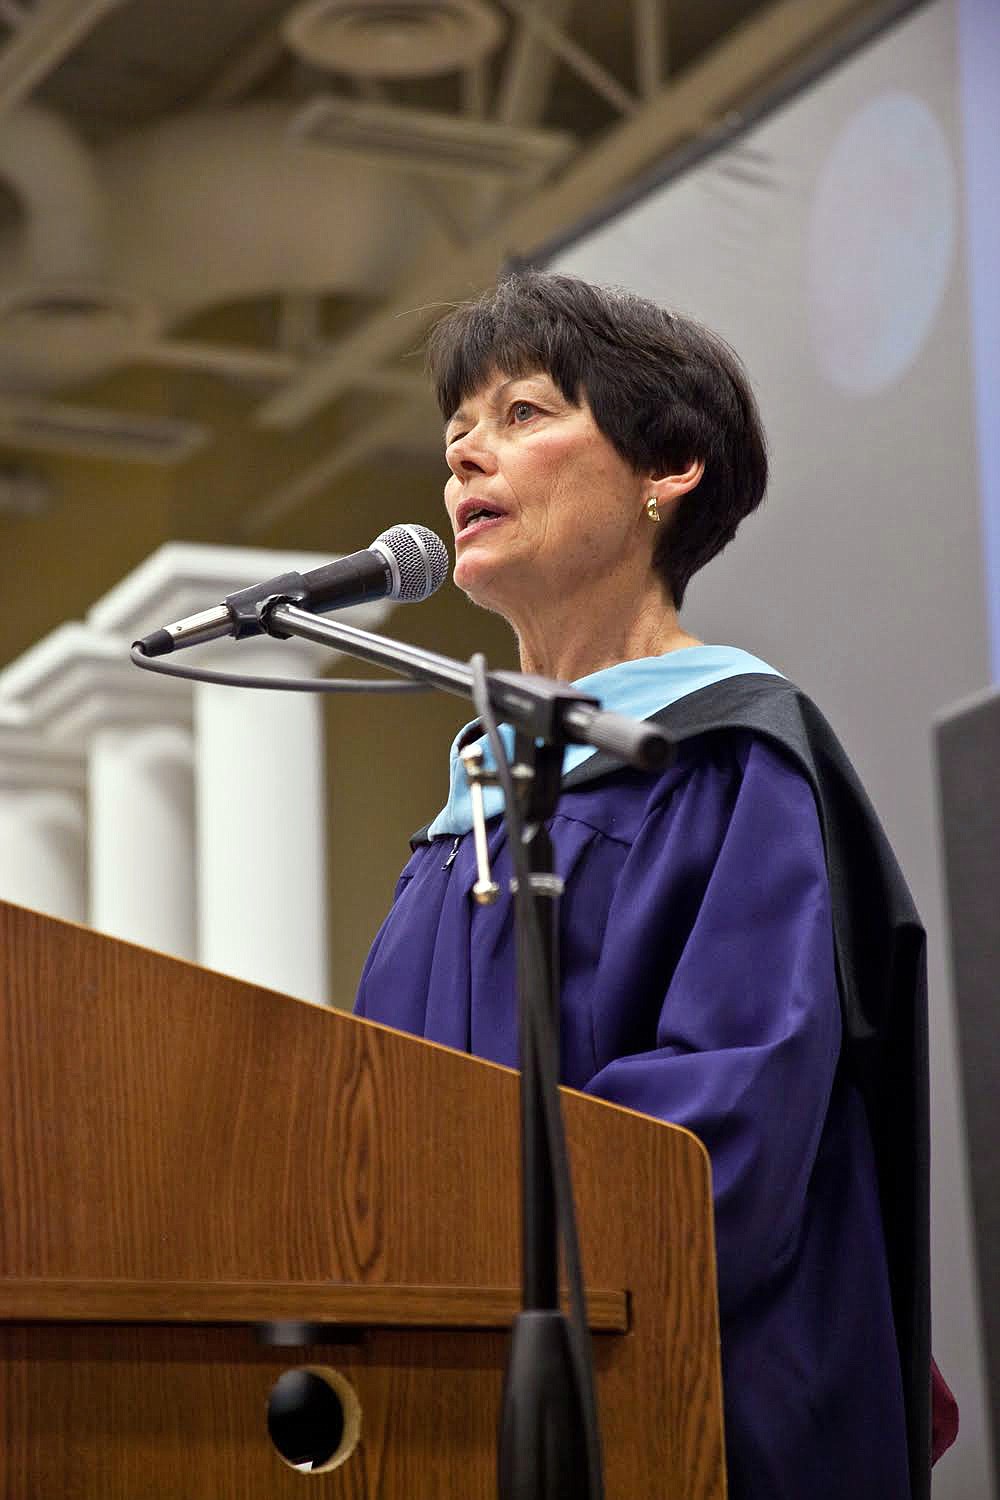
[{"x1": 580, "y1": 734, "x2": 843, "y2": 1319}]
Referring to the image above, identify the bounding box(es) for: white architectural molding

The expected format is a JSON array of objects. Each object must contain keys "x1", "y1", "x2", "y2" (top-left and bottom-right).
[
  {"x1": 0, "y1": 619, "x2": 192, "y2": 740},
  {"x1": 0, "y1": 622, "x2": 197, "y2": 956},
  {"x1": 0, "y1": 704, "x2": 86, "y2": 923},
  {"x1": 0, "y1": 543, "x2": 395, "y2": 1000}
]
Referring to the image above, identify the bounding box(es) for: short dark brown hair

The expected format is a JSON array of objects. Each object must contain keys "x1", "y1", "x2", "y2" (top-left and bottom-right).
[{"x1": 426, "y1": 270, "x2": 768, "y2": 609}]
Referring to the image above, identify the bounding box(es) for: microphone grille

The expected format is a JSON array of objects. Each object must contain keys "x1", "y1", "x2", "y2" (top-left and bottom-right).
[{"x1": 375, "y1": 524, "x2": 450, "y2": 603}]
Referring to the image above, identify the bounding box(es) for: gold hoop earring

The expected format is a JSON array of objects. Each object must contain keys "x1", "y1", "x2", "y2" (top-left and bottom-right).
[{"x1": 645, "y1": 496, "x2": 660, "y2": 523}]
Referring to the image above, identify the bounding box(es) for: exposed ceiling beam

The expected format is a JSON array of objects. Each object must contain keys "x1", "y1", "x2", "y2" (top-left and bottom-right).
[
  {"x1": 470, "y1": 0, "x2": 574, "y2": 252},
  {"x1": 239, "y1": 398, "x2": 433, "y2": 538},
  {"x1": 137, "y1": 340, "x2": 300, "y2": 381},
  {"x1": 495, "y1": 0, "x2": 573, "y2": 126},
  {"x1": 461, "y1": 58, "x2": 489, "y2": 118},
  {"x1": 355, "y1": 367, "x2": 437, "y2": 402},
  {"x1": 499, "y1": 0, "x2": 638, "y2": 117},
  {"x1": 194, "y1": 19, "x2": 285, "y2": 109},
  {"x1": 633, "y1": 0, "x2": 666, "y2": 101},
  {"x1": 138, "y1": 338, "x2": 435, "y2": 394},
  {"x1": 254, "y1": 0, "x2": 879, "y2": 433},
  {"x1": 277, "y1": 292, "x2": 324, "y2": 358},
  {"x1": 133, "y1": 340, "x2": 436, "y2": 392},
  {"x1": 0, "y1": 0, "x2": 127, "y2": 118}
]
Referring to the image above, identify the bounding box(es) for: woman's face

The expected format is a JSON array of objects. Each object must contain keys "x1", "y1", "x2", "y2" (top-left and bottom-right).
[{"x1": 443, "y1": 369, "x2": 653, "y2": 618}]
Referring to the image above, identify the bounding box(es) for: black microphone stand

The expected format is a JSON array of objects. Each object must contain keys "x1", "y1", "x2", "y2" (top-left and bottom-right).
[
  {"x1": 498, "y1": 726, "x2": 591, "y2": 1500},
  {"x1": 254, "y1": 598, "x2": 672, "y2": 1500}
]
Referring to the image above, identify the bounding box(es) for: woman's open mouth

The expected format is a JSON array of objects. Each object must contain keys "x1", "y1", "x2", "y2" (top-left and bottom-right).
[{"x1": 456, "y1": 501, "x2": 507, "y2": 543}]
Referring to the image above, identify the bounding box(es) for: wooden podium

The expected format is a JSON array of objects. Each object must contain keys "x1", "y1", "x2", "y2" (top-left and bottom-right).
[{"x1": 0, "y1": 900, "x2": 726, "y2": 1498}]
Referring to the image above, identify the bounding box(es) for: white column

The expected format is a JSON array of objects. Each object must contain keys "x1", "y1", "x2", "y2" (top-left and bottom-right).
[
  {"x1": 89, "y1": 721, "x2": 196, "y2": 955},
  {"x1": 87, "y1": 541, "x2": 394, "y2": 1005},
  {"x1": 0, "y1": 625, "x2": 196, "y2": 958},
  {"x1": 0, "y1": 710, "x2": 86, "y2": 923},
  {"x1": 193, "y1": 637, "x2": 328, "y2": 1002}
]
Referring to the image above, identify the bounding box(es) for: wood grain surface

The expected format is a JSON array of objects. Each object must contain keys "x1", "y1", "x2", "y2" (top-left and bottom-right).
[
  {"x1": 0, "y1": 1277, "x2": 628, "y2": 1330},
  {"x1": 0, "y1": 900, "x2": 726, "y2": 1499}
]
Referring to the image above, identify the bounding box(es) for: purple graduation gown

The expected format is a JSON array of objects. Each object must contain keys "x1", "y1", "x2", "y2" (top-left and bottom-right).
[{"x1": 355, "y1": 727, "x2": 913, "y2": 1498}]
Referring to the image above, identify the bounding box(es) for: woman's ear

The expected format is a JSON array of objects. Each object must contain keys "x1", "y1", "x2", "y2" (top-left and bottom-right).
[{"x1": 648, "y1": 458, "x2": 705, "y2": 516}]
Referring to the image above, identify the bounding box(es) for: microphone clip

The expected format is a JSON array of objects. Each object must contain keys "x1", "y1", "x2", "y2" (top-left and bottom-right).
[
  {"x1": 250, "y1": 586, "x2": 311, "y2": 642},
  {"x1": 226, "y1": 572, "x2": 311, "y2": 640}
]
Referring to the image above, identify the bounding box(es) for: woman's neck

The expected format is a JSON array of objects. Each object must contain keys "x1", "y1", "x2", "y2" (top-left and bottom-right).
[{"x1": 512, "y1": 584, "x2": 701, "y2": 682}]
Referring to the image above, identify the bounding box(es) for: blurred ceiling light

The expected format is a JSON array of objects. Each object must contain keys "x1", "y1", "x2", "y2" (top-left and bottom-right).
[
  {"x1": 288, "y1": 95, "x2": 574, "y2": 181},
  {"x1": 283, "y1": 0, "x2": 505, "y2": 79},
  {"x1": 0, "y1": 397, "x2": 207, "y2": 463},
  {"x1": 0, "y1": 284, "x2": 158, "y2": 348}
]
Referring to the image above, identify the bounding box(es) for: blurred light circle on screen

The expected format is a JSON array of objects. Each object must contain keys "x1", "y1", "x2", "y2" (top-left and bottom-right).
[{"x1": 808, "y1": 92, "x2": 955, "y2": 395}]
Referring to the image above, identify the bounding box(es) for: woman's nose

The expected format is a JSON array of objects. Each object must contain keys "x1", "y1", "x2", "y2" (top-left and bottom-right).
[{"x1": 446, "y1": 425, "x2": 497, "y2": 479}]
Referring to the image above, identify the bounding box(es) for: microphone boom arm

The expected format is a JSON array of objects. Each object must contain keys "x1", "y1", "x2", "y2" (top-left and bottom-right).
[{"x1": 262, "y1": 600, "x2": 672, "y2": 773}]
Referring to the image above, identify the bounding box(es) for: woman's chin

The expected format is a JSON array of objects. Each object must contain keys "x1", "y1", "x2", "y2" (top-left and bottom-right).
[{"x1": 453, "y1": 552, "x2": 508, "y2": 609}]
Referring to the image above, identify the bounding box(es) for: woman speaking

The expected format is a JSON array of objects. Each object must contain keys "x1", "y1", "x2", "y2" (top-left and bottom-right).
[{"x1": 355, "y1": 271, "x2": 940, "y2": 1498}]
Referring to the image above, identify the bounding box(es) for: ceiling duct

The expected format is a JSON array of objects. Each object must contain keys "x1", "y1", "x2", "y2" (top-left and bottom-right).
[
  {"x1": 0, "y1": 104, "x2": 105, "y2": 285},
  {"x1": 283, "y1": 0, "x2": 505, "y2": 79},
  {"x1": 288, "y1": 95, "x2": 574, "y2": 181},
  {"x1": 0, "y1": 106, "x2": 161, "y2": 391},
  {"x1": 98, "y1": 105, "x2": 456, "y2": 310},
  {"x1": 0, "y1": 104, "x2": 453, "y2": 396}
]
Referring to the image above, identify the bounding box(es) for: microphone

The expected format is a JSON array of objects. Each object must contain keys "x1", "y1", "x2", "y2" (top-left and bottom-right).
[{"x1": 133, "y1": 524, "x2": 450, "y2": 658}]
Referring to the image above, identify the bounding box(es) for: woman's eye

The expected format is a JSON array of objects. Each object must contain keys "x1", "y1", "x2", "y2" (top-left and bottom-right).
[{"x1": 511, "y1": 400, "x2": 537, "y2": 422}]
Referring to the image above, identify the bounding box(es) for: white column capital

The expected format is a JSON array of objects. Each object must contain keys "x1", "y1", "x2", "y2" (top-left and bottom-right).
[
  {"x1": 0, "y1": 703, "x2": 85, "y2": 792},
  {"x1": 1, "y1": 635, "x2": 197, "y2": 952},
  {"x1": 0, "y1": 705, "x2": 87, "y2": 923},
  {"x1": 0, "y1": 622, "x2": 192, "y2": 746}
]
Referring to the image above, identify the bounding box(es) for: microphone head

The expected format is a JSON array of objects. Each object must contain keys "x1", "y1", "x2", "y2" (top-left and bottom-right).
[{"x1": 372, "y1": 524, "x2": 450, "y2": 603}]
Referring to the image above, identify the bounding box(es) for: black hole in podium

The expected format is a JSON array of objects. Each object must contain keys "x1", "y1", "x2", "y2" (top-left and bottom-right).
[{"x1": 267, "y1": 1370, "x2": 346, "y2": 1472}]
